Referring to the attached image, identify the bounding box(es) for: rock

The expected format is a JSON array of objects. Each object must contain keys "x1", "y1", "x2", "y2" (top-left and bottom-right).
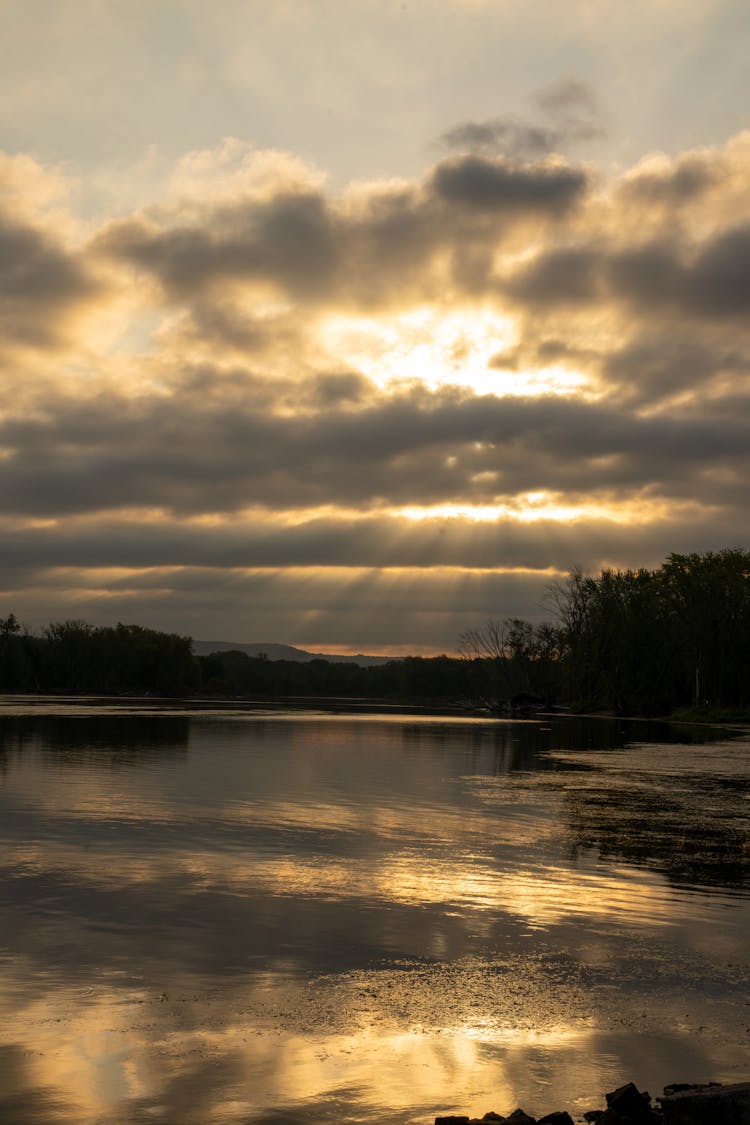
[
  {"x1": 659, "y1": 1080, "x2": 750, "y2": 1124},
  {"x1": 663, "y1": 1083, "x2": 721, "y2": 1097},
  {"x1": 606, "y1": 1082, "x2": 652, "y2": 1117},
  {"x1": 665, "y1": 1080, "x2": 719, "y2": 1098},
  {"x1": 436, "y1": 1078, "x2": 750, "y2": 1125},
  {"x1": 596, "y1": 1109, "x2": 660, "y2": 1125},
  {"x1": 603, "y1": 1082, "x2": 655, "y2": 1121}
]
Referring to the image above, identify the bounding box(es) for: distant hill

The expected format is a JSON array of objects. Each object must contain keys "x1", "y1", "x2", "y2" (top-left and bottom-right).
[{"x1": 192, "y1": 640, "x2": 393, "y2": 667}]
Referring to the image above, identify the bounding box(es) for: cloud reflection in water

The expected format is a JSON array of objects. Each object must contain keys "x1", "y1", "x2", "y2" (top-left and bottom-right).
[{"x1": 0, "y1": 708, "x2": 748, "y2": 1123}]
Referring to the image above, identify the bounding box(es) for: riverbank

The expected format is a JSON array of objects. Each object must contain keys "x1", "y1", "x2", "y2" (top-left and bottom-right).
[{"x1": 436, "y1": 1079, "x2": 750, "y2": 1124}]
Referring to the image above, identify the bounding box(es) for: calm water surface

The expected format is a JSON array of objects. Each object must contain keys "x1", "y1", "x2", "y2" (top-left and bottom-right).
[{"x1": 0, "y1": 699, "x2": 748, "y2": 1123}]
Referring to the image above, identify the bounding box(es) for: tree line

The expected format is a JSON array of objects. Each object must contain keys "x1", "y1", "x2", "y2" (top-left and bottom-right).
[
  {"x1": 460, "y1": 548, "x2": 750, "y2": 714},
  {"x1": 0, "y1": 617, "x2": 200, "y2": 696},
  {"x1": 1, "y1": 548, "x2": 748, "y2": 714},
  {"x1": 0, "y1": 614, "x2": 482, "y2": 701},
  {"x1": 553, "y1": 548, "x2": 750, "y2": 714}
]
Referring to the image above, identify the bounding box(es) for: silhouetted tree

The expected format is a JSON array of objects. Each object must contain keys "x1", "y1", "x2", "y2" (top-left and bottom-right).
[{"x1": 550, "y1": 547, "x2": 750, "y2": 713}]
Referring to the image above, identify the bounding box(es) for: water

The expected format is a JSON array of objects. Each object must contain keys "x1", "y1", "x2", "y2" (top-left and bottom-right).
[{"x1": 0, "y1": 699, "x2": 748, "y2": 1123}]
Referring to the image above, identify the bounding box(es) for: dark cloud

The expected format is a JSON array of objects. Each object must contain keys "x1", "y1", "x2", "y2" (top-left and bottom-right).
[
  {"x1": 618, "y1": 154, "x2": 718, "y2": 206},
  {"x1": 98, "y1": 190, "x2": 338, "y2": 301},
  {"x1": 497, "y1": 221, "x2": 750, "y2": 331},
  {"x1": 439, "y1": 78, "x2": 604, "y2": 159},
  {"x1": 0, "y1": 211, "x2": 98, "y2": 350},
  {"x1": 308, "y1": 371, "x2": 371, "y2": 408},
  {"x1": 96, "y1": 154, "x2": 590, "y2": 310},
  {"x1": 1, "y1": 379, "x2": 749, "y2": 520},
  {"x1": 505, "y1": 246, "x2": 601, "y2": 305},
  {"x1": 606, "y1": 241, "x2": 685, "y2": 308},
  {"x1": 607, "y1": 224, "x2": 750, "y2": 319},
  {"x1": 0, "y1": 506, "x2": 743, "y2": 578},
  {"x1": 429, "y1": 155, "x2": 587, "y2": 213},
  {"x1": 686, "y1": 224, "x2": 750, "y2": 316},
  {"x1": 531, "y1": 77, "x2": 600, "y2": 119},
  {"x1": 173, "y1": 300, "x2": 306, "y2": 355},
  {"x1": 439, "y1": 119, "x2": 562, "y2": 159},
  {"x1": 87, "y1": 143, "x2": 750, "y2": 362},
  {"x1": 603, "y1": 334, "x2": 750, "y2": 405}
]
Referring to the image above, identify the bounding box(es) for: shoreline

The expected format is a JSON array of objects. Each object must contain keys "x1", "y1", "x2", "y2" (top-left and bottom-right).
[
  {"x1": 434, "y1": 1075, "x2": 750, "y2": 1120},
  {"x1": 435, "y1": 1079, "x2": 750, "y2": 1124}
]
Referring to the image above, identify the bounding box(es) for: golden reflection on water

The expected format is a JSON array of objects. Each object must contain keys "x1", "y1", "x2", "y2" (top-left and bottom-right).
[
  {"x1": 6, "y1": 834, "x2": 699, "y2": 932},
  {"x1": 0, "y1": 975, "x2": 627, "y2": 1124},
  {"x1": 2, "y1": 710, "x2": 750, "y2": 1124},
  {"x1": 4, "y1": 960, "x2": 749, "y2": 1125}
]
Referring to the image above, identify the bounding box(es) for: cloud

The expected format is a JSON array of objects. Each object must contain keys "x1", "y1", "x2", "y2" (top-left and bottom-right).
[
  {"x1": 504, "y1": 246, "x2": 601, "y2": 306},
  {"x1": 0, "y1": 150, "x2": 107, "y2": 358},
  {"x1": 3, "y1": 130, "x2": 750, "y2": 647},
  {"x1": 438, "y1": 77, "x2": 605, "y2": 159},
  {"x1": 0, "y1": 211, "x2": 99, "y2": 355},
  {"x1": 531, "y1": 76, "x2": 600, "y2": 119},
  {"x1": 96, "y1": 190, "x2": 339, "y2": 302},
  {"x1": 439, "y1": 120, "x2": 563, "y2": 159},
  {"x1": 6, "y1": 562, "x2": 562, "y2": 650},
  {"x1": 602, "y1": 333, "x2": 750, "y2": 406},
  {"x1": 683, "y1": 224, "x2": 750, "y2": 316},
  {"x1": 613, "y1": 131, "x2": 750, "y2": 233},
  {"x1": 429, "y1": 154, "x2": 587, "y2": 212},
  {"x1": 617, "y1": 150, "x2": 719, "y2": 206},
  {"x1": 502, "y1": 221, "x2": 750, "y2": 325},
  {"x1": 0, "y1": 150, "x2": 75, "y2": 222},
  {"x1": 603, "y1": 228, "x2": 750, "y2": 320},
  {"x1": 1, "y1": 375, "x2": 749, "y2": 521},
  {"x1": 166, "y1": 138, "x2": 327, "y2": 205},
  {"x1": 0, "y1": 502, "x2": 739, "y2": 578},
  {"x1": 94, "y1": 151, "x2": 590, "y2": 316}
]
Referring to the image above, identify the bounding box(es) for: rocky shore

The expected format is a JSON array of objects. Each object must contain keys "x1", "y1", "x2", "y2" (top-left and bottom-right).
[{"x1": 435, "y1": 1079, "x2": 750, "y2": 1125}]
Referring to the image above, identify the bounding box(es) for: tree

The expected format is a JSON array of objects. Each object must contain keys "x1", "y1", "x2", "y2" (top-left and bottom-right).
[
  {"x1": 548, "y1": 548, "x2": 750, "y2": 713},
  {"x1": 0, "y1": 612, "x2": 33, "y2": 690},
  {"x1": 459, "y1": 617, "x2": 565, "y2": 704}
]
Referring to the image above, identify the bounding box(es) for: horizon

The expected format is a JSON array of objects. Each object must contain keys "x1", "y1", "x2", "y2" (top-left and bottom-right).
[{"x1": 195, "y1": 639, "x2": 446, "y2": 659}]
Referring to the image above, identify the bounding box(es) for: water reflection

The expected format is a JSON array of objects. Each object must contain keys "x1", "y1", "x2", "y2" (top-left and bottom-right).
[
  {"x1": 0, "y1": 713, "x2": 189, "y2": 792},
  {"x1": 0, "y1": 704, "x2": 748, "y2": 1123},
  {"x1": 550, "y1": 741, "x2": 750, "y2": 890}
]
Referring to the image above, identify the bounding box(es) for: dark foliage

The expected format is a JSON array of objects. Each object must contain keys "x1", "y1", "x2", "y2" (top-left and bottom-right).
[
  {"x1": 0, "y1": 617, "x2": 199, "y2": 696},
  {"x1": 551, "y1": 547, "x2": 750, "y2": 714},
  {"x1": 197, "y1": 648, "x2": 484, "y2": 704},
  {"x1": 1, "y1": 548, "x2": 748, "y2": 713}
]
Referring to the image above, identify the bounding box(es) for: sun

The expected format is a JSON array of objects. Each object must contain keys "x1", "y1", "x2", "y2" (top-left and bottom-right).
[{"x1": 320, "y1": 306, "x2": 587, "y2": 397}]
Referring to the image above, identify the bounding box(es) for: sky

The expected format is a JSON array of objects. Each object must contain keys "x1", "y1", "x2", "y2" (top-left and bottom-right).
[{"x1": 2, "y1": 0, "x2": 750, "y2": 655}]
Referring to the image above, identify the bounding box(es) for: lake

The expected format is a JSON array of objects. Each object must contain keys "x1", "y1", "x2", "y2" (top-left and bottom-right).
[{"x1": 0, "y1": 698, "x2": 748, "y2": 1124}]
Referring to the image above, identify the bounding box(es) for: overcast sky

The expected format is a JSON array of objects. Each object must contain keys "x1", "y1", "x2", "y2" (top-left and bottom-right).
[{"x1": 2, "y1": 0, "x2": 750, "y2": 653}]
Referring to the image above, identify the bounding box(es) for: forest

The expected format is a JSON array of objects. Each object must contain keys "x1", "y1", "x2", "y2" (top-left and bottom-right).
[{"x1": 1, "y1": 549, "x2": 749, "y2": 717}]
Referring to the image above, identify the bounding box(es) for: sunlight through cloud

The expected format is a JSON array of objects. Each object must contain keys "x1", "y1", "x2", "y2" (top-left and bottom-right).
[{"x1": 320, "y1": 307, "x2": 585, "y2": 396}]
